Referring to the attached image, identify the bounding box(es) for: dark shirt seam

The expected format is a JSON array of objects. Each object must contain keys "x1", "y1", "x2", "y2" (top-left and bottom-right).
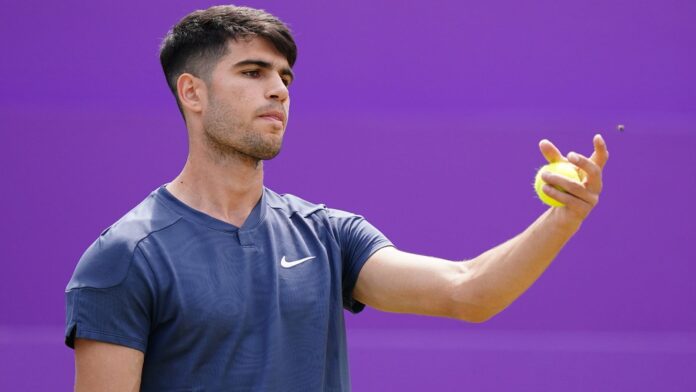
[{"x1": 65, "y1": 216, "x2": 183, "y2": 291}]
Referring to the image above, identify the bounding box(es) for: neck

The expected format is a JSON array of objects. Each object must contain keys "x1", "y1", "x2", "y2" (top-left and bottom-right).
[{"x1": 166, "y1": 141, "x2": 265, "y2": 228}]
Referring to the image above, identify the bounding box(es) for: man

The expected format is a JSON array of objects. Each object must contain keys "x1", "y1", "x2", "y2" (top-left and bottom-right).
[{"x1": 65, "y1": 5, "x2": 609, "y2": 392}]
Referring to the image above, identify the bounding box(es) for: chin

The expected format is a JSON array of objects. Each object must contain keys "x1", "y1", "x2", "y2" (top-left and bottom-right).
[
  {"x1": 249, "y1": 143, "x2": 282, "y2": 160},
  {"x1": 259, "y1": 148, "x2": 282, "y2": 160}
]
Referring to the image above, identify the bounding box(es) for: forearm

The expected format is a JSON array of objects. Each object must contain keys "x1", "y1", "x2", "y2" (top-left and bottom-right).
[
  {"x1": 456, "y1": 208, "x2": 581, "y2": 317},
  {"x1": 354, "y1": 137, "x2": 607, "y2": 323}
]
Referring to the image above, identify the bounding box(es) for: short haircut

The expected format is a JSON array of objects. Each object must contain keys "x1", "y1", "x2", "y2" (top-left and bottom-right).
[{"x1": 159, "y1": 5, "x2": 297, "y2": 115}]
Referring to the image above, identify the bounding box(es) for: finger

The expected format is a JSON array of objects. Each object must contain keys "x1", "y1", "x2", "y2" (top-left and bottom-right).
[
  {"x1": 539, "y1": 139, "x2": 565, "y2": 163},
  {"x1": 542, "y1": 184, "x2": 592, "y2": 215},
  {"x1": 589, "y1": 134, "x2": 609, "y2": 170},
  {"x1": 541, "y1": 171, "x2": 598, "y2": 207},
  {"x1": 567, "y1": 152, "x2": 602, "y2": 194}
]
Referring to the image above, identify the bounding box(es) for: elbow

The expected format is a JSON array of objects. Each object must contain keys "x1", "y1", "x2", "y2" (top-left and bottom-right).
[
  {"x1": 451, "y1": 304, "x2": 498, "y2": 323},
  {"x1": 448, "y1": 283, "x2": 502, "y2": 323},
  {"x1": 449, "y1": 264, "x2": 504, "y2": 323},
  {"x1": 465, "y1": 310, "x2": 495, "y2": 324}
]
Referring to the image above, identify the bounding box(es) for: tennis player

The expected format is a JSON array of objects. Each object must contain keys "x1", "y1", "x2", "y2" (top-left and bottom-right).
[{"x1": 65, "y1": 5, "x2": 609, "y2": 391}]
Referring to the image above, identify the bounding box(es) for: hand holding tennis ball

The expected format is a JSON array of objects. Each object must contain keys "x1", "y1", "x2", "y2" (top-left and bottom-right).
[
  {"x1": 535, "y1": 135, "x2": 609, "y2": 223},
  {"x1": 534, "y1": 162, "x2": 581, "y2": 207}
]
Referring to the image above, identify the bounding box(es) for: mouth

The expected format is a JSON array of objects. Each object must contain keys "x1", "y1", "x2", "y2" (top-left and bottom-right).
[{"x1": 258, "y1": 110, "x2": 285, "y2": 124}]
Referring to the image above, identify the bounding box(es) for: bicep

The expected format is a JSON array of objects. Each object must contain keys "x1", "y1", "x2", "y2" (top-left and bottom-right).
[
  {"x1": 352, "y1": 246, "x2": 469, "y2": 318},
  {"x1": 74, "y1": 338, "x2": 144, "y2": 392}
]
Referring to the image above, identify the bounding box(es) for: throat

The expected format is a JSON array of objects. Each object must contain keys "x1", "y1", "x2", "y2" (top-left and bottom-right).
[
  {"x1": 220, "y1": 210, "x2": 253, "y2": 228},
  {"x1": 165, "y1": 180, "x2": 263, "y2": 229}
]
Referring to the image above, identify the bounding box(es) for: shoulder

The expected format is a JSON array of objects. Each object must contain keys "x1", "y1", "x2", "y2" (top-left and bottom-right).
[
  {"x1": 265, "y1": 188, "x2": 329, "y2": 218},
  {"x1": 264, "y1": 188, "x2": 373, "y2": 244},
  {"x1": 66, "y1": 190, "x2": 181, "y2": 291},
  {"x1": 264, "y1": 188, "x2": 365, "y2": 226},
  {"x1": 265, "y1": 188, "x2": 361, "y2": 218}
]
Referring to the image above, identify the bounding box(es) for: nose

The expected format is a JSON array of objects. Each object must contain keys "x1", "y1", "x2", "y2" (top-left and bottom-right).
[{"x1": 266, "y1": 74, "x2": 289, "y2": 102}]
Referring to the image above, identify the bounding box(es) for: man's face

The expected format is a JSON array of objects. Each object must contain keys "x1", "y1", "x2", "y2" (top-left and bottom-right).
[{"x1": 201, "y1": 37, "x2": 293, "y2": 161}]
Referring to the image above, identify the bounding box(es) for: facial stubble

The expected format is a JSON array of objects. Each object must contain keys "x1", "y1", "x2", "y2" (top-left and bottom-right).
[{"x1": 202, "y1": 93, "x2": 283, "y2": 165}]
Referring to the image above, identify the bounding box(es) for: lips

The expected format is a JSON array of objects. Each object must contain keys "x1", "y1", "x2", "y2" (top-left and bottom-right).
[{"x1": 258, "y1": 110, "x2": 285, "y2": 123}]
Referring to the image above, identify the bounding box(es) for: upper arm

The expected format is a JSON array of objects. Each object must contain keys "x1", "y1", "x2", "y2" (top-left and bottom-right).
[
  {"x1": 74, "y1": 338, "x2": 144, "y2": 392},
  {"x1": 352, "y1": 247, "x2": 491, "y2": 322}
]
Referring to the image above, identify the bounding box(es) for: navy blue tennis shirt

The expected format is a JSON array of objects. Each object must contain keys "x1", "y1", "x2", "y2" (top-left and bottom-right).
[{"x1": 65, "y1": 184, "x2": 393, "y2": 391}]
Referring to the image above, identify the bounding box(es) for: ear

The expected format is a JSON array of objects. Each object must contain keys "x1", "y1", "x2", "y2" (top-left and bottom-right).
[{"x1": 176, "y1": 73, "x2": 207, "y2": 115}]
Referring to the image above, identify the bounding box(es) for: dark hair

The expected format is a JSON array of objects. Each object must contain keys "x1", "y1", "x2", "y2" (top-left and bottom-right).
[{"x1": 159, "y1": 5, "x2": 297, "y2": 115}]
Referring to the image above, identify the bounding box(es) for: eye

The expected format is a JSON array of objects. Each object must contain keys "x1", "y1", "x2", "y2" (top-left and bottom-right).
[
  {"x1": 282, "y1": 77, "x2": 292, "y2": 87},
  {"x1": 243, "y1": 70, "x2": 260, "y2": 78}
]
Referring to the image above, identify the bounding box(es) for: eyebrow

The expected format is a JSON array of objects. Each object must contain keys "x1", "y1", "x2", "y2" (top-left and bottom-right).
[{"x1": 233, "y1": 59, "x2": 294, "y2": 81}]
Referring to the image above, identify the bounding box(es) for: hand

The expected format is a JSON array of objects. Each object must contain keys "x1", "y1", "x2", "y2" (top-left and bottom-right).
[{"x1": 538, "y1": 134, "x2": 610, "y2": 226}]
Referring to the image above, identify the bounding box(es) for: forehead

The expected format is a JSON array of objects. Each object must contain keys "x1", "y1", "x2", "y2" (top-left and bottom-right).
[{"x1": 219, "y1": 37, "x2": 290, "y2": 68}]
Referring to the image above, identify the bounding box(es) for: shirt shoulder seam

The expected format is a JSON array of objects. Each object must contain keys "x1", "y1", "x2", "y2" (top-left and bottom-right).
[{"x1": 66, "y1": 216, "x2": 182, "y2": 291}]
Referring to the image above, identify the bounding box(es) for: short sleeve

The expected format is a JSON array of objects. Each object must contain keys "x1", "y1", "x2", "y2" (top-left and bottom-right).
[
  {"x1": 65, "y1": 246, "x2": 155, "y2": 353},
  {"x1": 328, "y1": 208, "x2": 393, "y2": 313}
]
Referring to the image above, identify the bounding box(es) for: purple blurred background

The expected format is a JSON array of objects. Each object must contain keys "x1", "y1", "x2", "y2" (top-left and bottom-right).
[{"x1": 1, "y1": 0, "x2": 695, "y2": 390}]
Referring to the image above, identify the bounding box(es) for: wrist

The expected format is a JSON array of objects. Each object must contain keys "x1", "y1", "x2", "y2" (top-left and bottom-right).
[{"x1": 546, "y1": 207, "x2": 583, "y2": 234}]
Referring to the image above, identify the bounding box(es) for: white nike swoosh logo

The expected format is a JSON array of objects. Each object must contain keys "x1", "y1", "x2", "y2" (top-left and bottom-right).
[{"x1": 280, "y1": 256, "x2": 316, "y2": 268}]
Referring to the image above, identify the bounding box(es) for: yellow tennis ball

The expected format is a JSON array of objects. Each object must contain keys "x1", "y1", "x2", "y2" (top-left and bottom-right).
[{"x1": 534, "y1": 161, "x2": 581, "y2": 207}]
